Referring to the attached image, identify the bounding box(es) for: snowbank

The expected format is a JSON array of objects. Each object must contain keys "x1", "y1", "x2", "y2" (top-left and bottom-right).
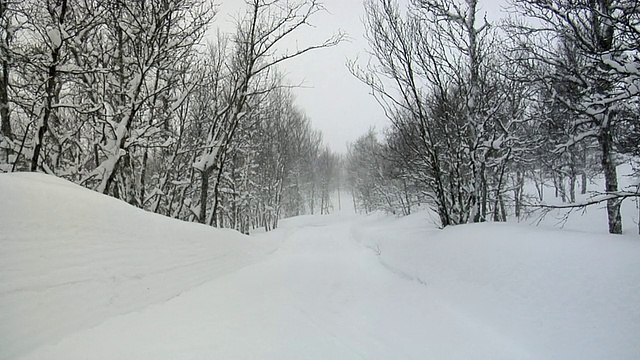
[
  {"x1": 0, "y1": 173, "x2": 277, "y2": 359},
  {"x1": 352, "y1": 211, "x2": 640, "y2": 359}
]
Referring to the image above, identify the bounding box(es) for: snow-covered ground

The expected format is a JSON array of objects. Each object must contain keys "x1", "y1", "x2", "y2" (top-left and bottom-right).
[
  {"x1": 0, "y1": 173, "x2": 279, "y2": 359},
  {"x1": 1, "y1": 173, "x2": 639, "y2": 359},
  {"x1": 522, "y1": 162, "x2": 640, "y2": 235},
  {"x1": 353, "y1": 213, "x2": 640, "y2": 359}
]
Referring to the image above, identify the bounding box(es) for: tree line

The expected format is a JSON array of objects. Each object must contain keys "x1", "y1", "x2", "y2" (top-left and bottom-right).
[
  {"x1": 0, "y1": 0, "x2": 343, "y2": 234},
  {"x1": 346, "y1": 0, "x2": 640, "y2": 234}
]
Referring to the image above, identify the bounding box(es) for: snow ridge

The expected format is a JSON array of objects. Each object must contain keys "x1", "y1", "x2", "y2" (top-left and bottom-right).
[{"x1": 0, "y1": 173, "x2": 277, "y2": 359}]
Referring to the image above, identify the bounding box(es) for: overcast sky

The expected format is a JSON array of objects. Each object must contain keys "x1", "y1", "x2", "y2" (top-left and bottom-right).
[{"x1": 216, "y1": 0, "x2": 508, "y2": 153}]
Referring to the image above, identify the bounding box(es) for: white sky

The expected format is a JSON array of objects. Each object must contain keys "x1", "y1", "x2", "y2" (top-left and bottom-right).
[{"x1": 215, "y1": 0, "x2": 508, "y2": 153}]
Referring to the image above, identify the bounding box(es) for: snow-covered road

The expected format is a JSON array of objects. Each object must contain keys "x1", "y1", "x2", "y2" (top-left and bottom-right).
[{"x1": 16, "y1": 215, "x2": 529, "y2": 360}]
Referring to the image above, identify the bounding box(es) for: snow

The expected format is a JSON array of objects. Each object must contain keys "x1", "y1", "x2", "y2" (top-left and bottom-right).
[
  {"x1": 47, "y1": 28, "x2": 62, "y2": 48},
  {"x1": 1, "y1": 173, "x2": 640, "y2": 359},
  {"x1": 353, "y1": 214, "x2": 640, "y2": 359},
  {"x1": 193, "y1": 145, "x2": 219, "y2": 172},
  {"x1": 0, "y1": 173, "x2": 277, "y2": 359},
  {"x1": 526, "y1": 163, "x2": 640, "y2": 235}
]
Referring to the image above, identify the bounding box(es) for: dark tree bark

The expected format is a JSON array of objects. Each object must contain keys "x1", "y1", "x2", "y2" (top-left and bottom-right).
[
  {"x1": 0, "y1": 0, "x2": 13, "y2": 145},
  {"x1": 600, "y1": 121, "x2": 622, "y2": 234},
  {"x1": 32, "y1": 0, "x2": 68, "y2": 171}
]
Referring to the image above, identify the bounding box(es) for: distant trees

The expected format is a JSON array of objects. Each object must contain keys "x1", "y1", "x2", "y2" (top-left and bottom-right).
[
  {"x1": 351, "y1": 0, "x2": 640, "y2": 233},
  {"x1": 191, "y1": 0, "x2": 343, "y2": 226},
  {"x1": 0, "y1": 0, "x2": 344, "y2": 233},
  {"x1": 346, "y1": 129, "x2": 419, "y2": 216}
]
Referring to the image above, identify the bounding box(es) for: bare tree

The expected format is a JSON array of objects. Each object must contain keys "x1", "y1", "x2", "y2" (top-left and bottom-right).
[
  {"x1": 351, "y1": 0, "x2": 519, "y2": 226},
  {"x1": 193, "y1": 0, "x2": 344, "y2": 224},
  {"x1": 508, "y1": 0, "x2": 640, "y2": 233}
]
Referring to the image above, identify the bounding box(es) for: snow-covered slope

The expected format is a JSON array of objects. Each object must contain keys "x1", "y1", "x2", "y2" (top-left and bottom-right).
[{"x1": 0, "y1": 173, "x2": 278, "y2": 359}]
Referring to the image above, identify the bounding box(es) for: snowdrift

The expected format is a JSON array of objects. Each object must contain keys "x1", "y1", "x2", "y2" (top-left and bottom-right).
[
  {"x1": 352, "y1": 212, "x2": 640, "y2": 359},
  {"x1": 0, "y1": 173, "x2": 277, "y2": 359}
]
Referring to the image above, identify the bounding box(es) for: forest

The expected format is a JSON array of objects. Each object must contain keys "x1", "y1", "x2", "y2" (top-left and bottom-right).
[
  {"x1": 0, "y1": 0, "x2": 344, "y2": 234},
  {"x1": 347, "y1": 0, "x2": 640, "y2": 234},
  {"x1": 1, "y1": 0, "x2": 639, "y2": 234}
]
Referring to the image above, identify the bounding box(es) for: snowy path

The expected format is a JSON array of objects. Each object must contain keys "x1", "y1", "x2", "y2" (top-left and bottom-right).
[{"x1": 16, "y1": 215, "x2": 530, "y2": 360}]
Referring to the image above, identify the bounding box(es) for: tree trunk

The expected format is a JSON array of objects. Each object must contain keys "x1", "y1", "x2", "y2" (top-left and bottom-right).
[
  {"x1": 600, "y1": 122, "x2": 622, "y2": 234},
  {"x1": 499, "y1": 195, "x2": 507, "y2": 222},
  {"x1": 569, "y1": 171, "x2": 576, "y2": 203},
  {"x1": 0, "y1": 0, "x2": 13, "y2": 159},
  {"x1": 351, "y1": 190, "x2": 357, "y2": 213},
  {"x1": 31, "y1": 0, "x2": 68, "y2": 171},
  {"x1": 0, "y1": 56, "x2": 11, "y2": 143},
  {"x1": 140, "y1": 148, "x2": 149, "y2": 208},
  {"x1": 514, "y1": 171, "x2": 524, "y2": 219},
  {"x1": 337, "y1": 182, "x2": 342, "y2": 211},
  {"x1": 121, "y1": 152, "x2": 138, "y2": 207},
  {"x1": 209, "y1": 157, "x2": 227, "y2": 227},
  {"x1": 198, "y1": 167, "x2": 211, "y2": 224},
  {"x1": 533, "y1": 171, "x2": 544, "y2": 201},
  {"x1": 31, "y1": 59, "x2": 59, "y2": 171},
  {"x1": 403, "y1": 178, "x2": 411, "y2": 215}
]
